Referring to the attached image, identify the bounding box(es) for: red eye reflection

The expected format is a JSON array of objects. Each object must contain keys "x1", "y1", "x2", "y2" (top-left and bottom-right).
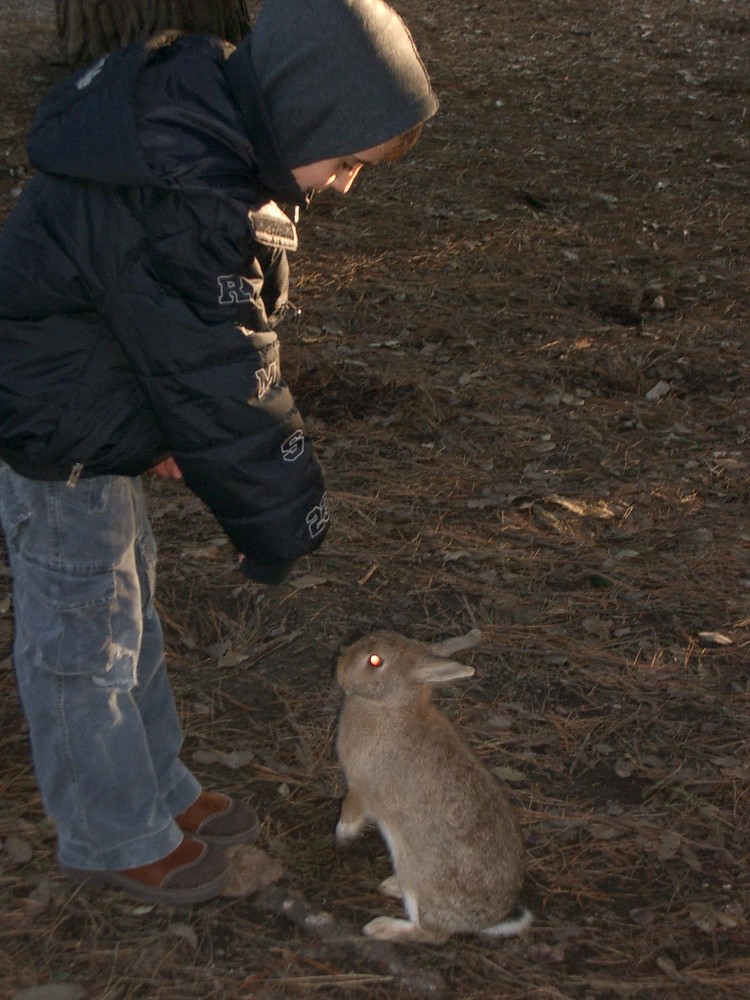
[{"x1": 368, "y1": 653, "x2": 383, "y2": 668}]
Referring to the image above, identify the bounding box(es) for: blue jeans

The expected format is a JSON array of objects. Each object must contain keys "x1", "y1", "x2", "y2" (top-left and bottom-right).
[{"x1": 0, "y1": 463, "x2": 201, "y2": 870}]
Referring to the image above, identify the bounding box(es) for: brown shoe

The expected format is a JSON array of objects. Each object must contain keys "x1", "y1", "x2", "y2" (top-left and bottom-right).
[
  {"x1": 175, "y1": 791, "x2": 260, "y2": 846},
  {"x1": 61, "y1": 836, "x2": 233, "y2": 904}
]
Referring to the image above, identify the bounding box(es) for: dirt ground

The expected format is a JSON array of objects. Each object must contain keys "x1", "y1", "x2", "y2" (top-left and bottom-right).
[{"x1": 0, "y1": 1, "x2": 748, "y2": 998}]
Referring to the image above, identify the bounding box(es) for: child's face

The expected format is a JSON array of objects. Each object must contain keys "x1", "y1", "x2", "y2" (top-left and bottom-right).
[{"x1": 291, "y1": 138, "x2": 401, "y2": 194}]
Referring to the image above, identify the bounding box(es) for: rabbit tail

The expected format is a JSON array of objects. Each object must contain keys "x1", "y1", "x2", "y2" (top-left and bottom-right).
[{"x1": 481, "y1": 906, "x2": 533, "y2": 938}]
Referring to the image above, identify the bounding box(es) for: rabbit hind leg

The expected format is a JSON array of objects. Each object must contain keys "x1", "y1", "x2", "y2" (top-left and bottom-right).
[
  {"x1": 363, "y1": 915, "x2": 447, "y2": 944},
  {"x1": 365, "y1": 886, "x2": 450, "y2": 943}
]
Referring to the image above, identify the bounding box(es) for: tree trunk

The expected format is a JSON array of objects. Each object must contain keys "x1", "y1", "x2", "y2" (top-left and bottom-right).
[{"x1": 55, "y1": 0, "x2": 254, "y2": 65}]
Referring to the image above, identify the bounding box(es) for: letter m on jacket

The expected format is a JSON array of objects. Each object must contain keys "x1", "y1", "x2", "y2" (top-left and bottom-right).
[
  {"x1": 255, "y1": 360, "x2": 280, "y2": 400},
  {"x1": 218, "y1": 274, "x2": 254, "y2": 304}
]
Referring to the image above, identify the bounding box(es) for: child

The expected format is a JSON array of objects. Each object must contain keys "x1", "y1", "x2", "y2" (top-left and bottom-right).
[{"x1": 0, "y1": 0, "x2": 438, "y2": 904}]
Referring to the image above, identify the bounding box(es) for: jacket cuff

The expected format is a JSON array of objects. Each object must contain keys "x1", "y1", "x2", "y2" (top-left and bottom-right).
[{"x1": 238, "y1": 555, "x2": 296, "y2": 585}]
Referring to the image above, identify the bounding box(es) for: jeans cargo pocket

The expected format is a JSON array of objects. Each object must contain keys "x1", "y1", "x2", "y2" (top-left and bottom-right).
[
  {"x1": 0, "y1": 461, "x2": 32, "y2": 552},
  {"x1": 16, "y1": 558, "x2": 137, "y2": 687}
]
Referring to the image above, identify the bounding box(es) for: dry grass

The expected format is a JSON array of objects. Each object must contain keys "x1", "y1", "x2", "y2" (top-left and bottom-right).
[{"x1": 1, "y1": 0, "x2": 749, "y2": 997}]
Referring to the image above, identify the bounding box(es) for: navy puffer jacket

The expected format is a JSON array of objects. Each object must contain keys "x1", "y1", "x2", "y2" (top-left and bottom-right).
[{"x1": 0, "y1": 33, "x2": 328, "y2": 583}]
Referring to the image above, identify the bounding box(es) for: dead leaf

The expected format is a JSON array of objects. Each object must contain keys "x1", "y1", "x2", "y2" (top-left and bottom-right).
[
  {"x1": 486, "y1": 713, "x2": 514, "y2": 731},
  {"x1": 221, "y1": 845, "x2": 284, "y2": 897},
  {"x1": 27, "y1": 876, "x2": 52, "y2": 910},
  {"x1": 553, "y1": 923, "x2": 584, "y2": 940},
  {"x1": 716, "y1": 902, "x2": 745, "y2": 928},
  {"x1": 697, "y1": 631, "x2": 732, "y2": 646},
  {"x1": 290, "y1": 574, "x2": 330, "y2": 590},
  {"x1": 471, "y1": 411, "x2": 503, "y2": 426},
  {"x1": 587, "y1": 823, "x2": 623, "y2": 840},
  {"x1": 614, "y1": 757, "x2": 634, "y2": 778},
  {"x1": 205, "y1": 639, "x2": 231, "y2": 659},
  {"x1": 443, "y1": 550, "x2": 471, "y2": 562},
  {"x1": 689, "y1": 902, "x2": 718, "y2": 933},
  {"x1": 217, "y1": 649, "x2": 250, "y2": 668},
  {"x1": 712, "y1": 754, "x2": 743, "y2": 768},
  {"x1": 560, "y1": 393, "x2": 585, "y2": 407},
  {"x1": 656, "y1": 831, "x2": 681, "y2": 860},
  {"x1": 582, "y1": 616, "x2": 612, "y2": 639},
  {"x1": 681, "y1": 844, "x2": 703, "y2": 871},
  {"x1": 168, "y1": 921, "x2": 199, "y2": 950},
  {"x1": 11, "y1": 986, "x2": 87, "y2": 1000},
  {"x1": 655, "y1": 956, "x2": 682, "y2": 980},
  {"x1": 492, "y1": 765, "x2": 526, "y2": 783},
  {"x1": 182, "y1": 545, "x2": 222, "y2": 560},
  {"x1": 525, "y1": 942, "x2": 566, "y2": 964},
  {"x1": 640, "y1": 754, "x2": 665, "y2": 769},
  {"x1": 5, "y1": 834, "x2": 33, "y2": 864},
  {"x1": 192, "y1": 748, "x2": 254, "y2": 770},
  {"x1": 644, "y1": 380, "x2": 671, "y2": 401}
]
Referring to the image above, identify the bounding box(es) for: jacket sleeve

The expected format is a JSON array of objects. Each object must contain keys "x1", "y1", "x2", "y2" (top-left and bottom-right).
[{"x1": 107, "y1": 189, "x2": 329, "y2": 580}]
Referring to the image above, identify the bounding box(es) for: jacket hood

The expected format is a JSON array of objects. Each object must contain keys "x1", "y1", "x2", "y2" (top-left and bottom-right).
[
  {"x1": 226, "y1": 0, "x2": 439, "y2": 170},
  {"x1": 26, "y1": 34, "x2": 305, "y2": 203},
  {"x1": 27, "y1": 44, "x2": 156, "y2": 186}
]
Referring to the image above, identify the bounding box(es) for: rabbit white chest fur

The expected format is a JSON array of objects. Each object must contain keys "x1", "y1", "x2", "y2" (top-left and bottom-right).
[{"x1": 335, "y1": 630, "x2": 531, "y2": 944}]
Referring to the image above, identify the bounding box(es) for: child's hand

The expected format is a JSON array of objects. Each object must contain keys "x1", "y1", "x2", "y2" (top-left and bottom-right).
[
  {"x1": 147, "y1": 456, "x2": 183, "y2": 480},
  {"x1": 237, "y1": 553, "x2": 295, "y2": 585}
]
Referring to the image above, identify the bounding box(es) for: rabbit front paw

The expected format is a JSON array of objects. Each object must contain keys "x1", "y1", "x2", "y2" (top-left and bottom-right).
[
  {"x1": 336, "y1": 790, "x2": 367, "y2": 845},
  {"x1": 378, "y1": 875, "x2": 403, "y2": 900},
  {"x1": 335, "y1": 816, "x2": 364, "y2": 845}
]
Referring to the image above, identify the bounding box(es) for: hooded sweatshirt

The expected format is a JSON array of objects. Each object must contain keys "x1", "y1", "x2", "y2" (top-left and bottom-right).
[
  {"x1": 226, "y1": 0, "x2": 439, "y2": 169},
  {"x1": 0, "y1": 0, "x2": 437, "y2": 582}
]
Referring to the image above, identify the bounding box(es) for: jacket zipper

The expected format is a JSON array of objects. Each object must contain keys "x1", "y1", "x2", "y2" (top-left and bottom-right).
[{"x1": 66, "y1": 462, "x2": 84, "y2": 488}]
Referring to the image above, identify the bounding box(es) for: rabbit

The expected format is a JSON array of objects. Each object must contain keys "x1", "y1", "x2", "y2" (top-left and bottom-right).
[{"x1": 335, "y1": 628, "x2": 532, "y2": 944}]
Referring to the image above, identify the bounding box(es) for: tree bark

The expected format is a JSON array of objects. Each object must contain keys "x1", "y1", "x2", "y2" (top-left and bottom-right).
[{"x1": 55, "y1": 0, "x2": 254, "y2": 65}]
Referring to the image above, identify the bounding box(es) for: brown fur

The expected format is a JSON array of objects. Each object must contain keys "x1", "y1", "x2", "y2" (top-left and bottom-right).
[{"x1": 335, "y1": 630, "x2": 530, "y2": 942}]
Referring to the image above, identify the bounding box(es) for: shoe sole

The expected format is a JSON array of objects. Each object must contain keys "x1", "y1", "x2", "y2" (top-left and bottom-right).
[
  {"x1": 60, "y1": 860, "x2": 233, "y2": 905},
  {"x1": 190, "y1": 818, "x2": 261, "y2": 847}
]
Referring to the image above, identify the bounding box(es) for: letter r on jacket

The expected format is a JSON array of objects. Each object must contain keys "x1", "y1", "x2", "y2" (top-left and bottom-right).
[{"x1": 218, "y1": 274, "x2": 254, "y2": 304}]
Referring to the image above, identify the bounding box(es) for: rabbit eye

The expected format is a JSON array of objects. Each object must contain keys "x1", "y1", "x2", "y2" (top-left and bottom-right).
[{"x1": 368, "y1": 653, "x2": 383, "y2": 668}]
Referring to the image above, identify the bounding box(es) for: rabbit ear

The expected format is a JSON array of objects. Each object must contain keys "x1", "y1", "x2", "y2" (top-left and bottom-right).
[
  {"x1": 412, "y1": 657, "x2": 476, "y2": 685},
  {"x1": 429, "y1": 628, "x2": 482, "y2": 657}
]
